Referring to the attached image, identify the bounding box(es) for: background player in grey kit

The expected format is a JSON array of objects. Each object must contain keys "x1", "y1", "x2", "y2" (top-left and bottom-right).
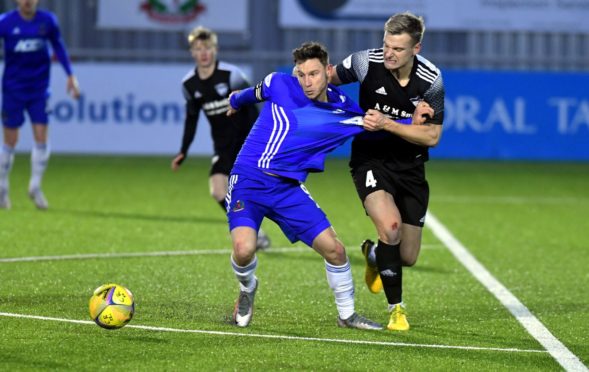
[
  {"x1": 171, "y1": 26, "x2": 270, "y2": 250},
  {"x1": 0, "y1": 0, "x2": 81, "y2": 210},
  {"x1": 331, "y1": 12, "x2": 444, "y2": 331}
]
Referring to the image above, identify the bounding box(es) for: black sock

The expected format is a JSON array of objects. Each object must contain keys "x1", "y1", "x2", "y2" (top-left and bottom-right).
[{"x1": 375, "y1": 240, "x2": 403, "y2": 305}]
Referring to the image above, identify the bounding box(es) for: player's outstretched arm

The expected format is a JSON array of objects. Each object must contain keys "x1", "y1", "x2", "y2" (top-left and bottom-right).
[
  {"x1": 226, "y1": 90, "x2": 241, "y2": 117},
  {"x1": 363, "y1": 102, "x2": 441, "y2": 147}
]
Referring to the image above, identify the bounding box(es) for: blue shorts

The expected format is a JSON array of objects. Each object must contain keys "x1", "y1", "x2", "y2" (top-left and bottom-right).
[
  {"x1": 2, "y1": 92, "x2": 49, "y2": 128},
  {"x1": 226, "y1": 169, "x2": 331, "y2": 247}
]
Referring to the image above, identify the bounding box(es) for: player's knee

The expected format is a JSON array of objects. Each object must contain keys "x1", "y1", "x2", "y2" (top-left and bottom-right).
[
  {"x1": 232, "y1": 238, "x2": 256, "y2": 263},
  {"x1": 379, "y1": 221, "x2": 402, "y2": 245},
  {"x1": 402, "y1": 255, "x2": 418, "y2": 267},
  {"x1": 319, "y1": 240, "x2": 347, "y2": 265}
]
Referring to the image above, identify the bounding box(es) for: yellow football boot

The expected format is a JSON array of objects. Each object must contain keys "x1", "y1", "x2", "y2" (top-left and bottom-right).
[
  {"x1": 387, "y1": 303, "x2": 410, "y2": 331},
  {"x1": 361, "y1": 239, "x2": 383, "y2": 294}
]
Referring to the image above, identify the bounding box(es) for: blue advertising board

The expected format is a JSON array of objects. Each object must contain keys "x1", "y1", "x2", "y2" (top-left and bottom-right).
[
  {"x1": 273, "y1": 67, "x2": 589, "y2": 161},
  {"x1": 438, "y1": 70, "x2": 589, "y2": 161}
]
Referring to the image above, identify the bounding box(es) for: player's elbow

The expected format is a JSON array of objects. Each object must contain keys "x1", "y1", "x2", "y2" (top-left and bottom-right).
[
  {"x1": 424, "y1": 128, "x2": 442, "y2": 147},
  {"x1": 425, "y1": 136, "x2": 440, "y2": 148}
]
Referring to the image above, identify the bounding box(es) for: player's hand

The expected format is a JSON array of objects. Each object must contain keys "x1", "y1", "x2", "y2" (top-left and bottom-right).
[
  {"x1": 412, "y1": 101, "x2": 434, "y2": 125},
  {"x1": 226, "y1": 91, "x2": 240, "y2": 116},
  {"x1": 363, "y1": 109, "x2": 387, "y2": 132},
  {"x1": 171, "y1": 153, "x2": 185, "y2": 171},
  {"x1": 67, "y1": 75, "x2": 81, "y2": 99}
]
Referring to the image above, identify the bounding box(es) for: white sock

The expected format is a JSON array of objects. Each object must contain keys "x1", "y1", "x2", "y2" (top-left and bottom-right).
[
  {"x1": 388, "y1": 302, "x2": 406, "y2": 312},
  {"x1": 29, "y1": 142, "x2": 50, "y2": 191},
  {"x1": 231, "y1": 255, "x2": 258, "y2": 292},
  {"x1": 0, "y1": 144, "x2": 15, "y2": 190},
  {"x1": 367, "y1": 241, "x2": 377, "y2": 265},
  {"x1": 325, "y1": 259, "x2": 355, "y2": 320}
]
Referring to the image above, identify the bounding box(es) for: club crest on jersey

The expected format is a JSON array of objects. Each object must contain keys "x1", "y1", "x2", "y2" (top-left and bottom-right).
[
  {"x1": 215, "y1": 83, "x2": 229, "y2": 97},
  {"x1": 232, "y1": 200, "x2": 245, "y2": 212}
]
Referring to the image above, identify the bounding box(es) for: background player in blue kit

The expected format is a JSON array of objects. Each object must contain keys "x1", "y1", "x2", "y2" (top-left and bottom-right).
[
  {"x1": 0, "y1": 0, "x2": 80, "y2": 210},
  {"x1": 225, "y1": 41, "x2": 431, "y2": 330}
]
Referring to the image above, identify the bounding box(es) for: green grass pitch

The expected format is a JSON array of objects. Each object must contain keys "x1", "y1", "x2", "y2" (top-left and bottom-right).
[{"x1": 1, "y1": 154, "x2": 587, "y2": 370}]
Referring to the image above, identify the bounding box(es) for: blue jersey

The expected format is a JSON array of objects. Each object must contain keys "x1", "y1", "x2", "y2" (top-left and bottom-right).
[
  {"x1": 230, "y1": 72, "x2": 365, "y2": 182},
  {"x1": 0, "y1": 9, "x2": 72, "y2": 99}
]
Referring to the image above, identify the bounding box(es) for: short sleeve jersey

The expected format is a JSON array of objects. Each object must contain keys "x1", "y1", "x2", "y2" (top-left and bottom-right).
[
  {"x1": 181, "y1": 61, "x2": 257, "y2": 155},
  {"x1": 336, "y1": 49, "x2": 445, "y2": 170}
]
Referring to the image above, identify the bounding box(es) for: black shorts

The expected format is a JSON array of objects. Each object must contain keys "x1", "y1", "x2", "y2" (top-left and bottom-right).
[
  {"x1": 351, "y1": 162, "x2": 429, "y2": 227},
  {"x1": 209, "y1": 151, "x2": 236, "y2": 176}
]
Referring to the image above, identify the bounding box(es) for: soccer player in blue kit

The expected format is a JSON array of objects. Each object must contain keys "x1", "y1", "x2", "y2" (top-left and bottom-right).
[
  {"x1": 0, "y1": 0, "x2": 80, "y2": 210},
  {"x1": 225, "y1": 42, "x2": 431, "y2": 330}
]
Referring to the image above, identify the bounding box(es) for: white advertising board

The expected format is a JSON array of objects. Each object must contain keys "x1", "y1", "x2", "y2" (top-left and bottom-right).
[
  {"x1": 97, "y1": 0, "x2": 248, "y2": 32},
  {"x1": 7, "y1": 63, "x2": 250, "y2": 155},
  {"x1": 280, "y1": 0, "x2": 589, "y2": 32}
]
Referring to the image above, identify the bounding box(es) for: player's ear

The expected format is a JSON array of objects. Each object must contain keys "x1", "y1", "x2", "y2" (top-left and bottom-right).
[
  {"x1": 326, "y1": 64, "x2": 334, "y2": 81},
  {"x1": 413, "y1": 42, "x2": 422, "y2": 55}
]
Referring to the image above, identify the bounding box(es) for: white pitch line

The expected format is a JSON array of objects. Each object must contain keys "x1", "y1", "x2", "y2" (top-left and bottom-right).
[
  {"x1": 0, "y1": 244, "x2": 445, "y2": 264},
  {"x1": 0, "y1": 247, "x2": 309, "y2": 263},
  {"x1": 0, "y1": 311, "x2": 546, "y2": 354},
  {"x1": 426, "y1": 211, "x2": 588, "y2": 372}
]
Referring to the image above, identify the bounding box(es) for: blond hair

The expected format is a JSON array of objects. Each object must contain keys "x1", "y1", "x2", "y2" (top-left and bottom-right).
[
  {"x1": 187, "y1": 26, "x2": 218, "y2": 47},
  {"x1": 384, "y1": 12, "x2": 425, "y2": 45}
]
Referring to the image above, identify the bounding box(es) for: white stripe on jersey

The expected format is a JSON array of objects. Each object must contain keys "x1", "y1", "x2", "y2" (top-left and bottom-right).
[
  {"x1": 416, "y1": 54, "x2": 438, "y2": 73},
  {"x1": 263, "y1": 105, "x2": 290, "y2": 168},
  {"x1": 258, "y1": 104, "x2": 281, "y2": 168},
  {"x1": 258, "y1": 103, "x2": 290, "y2": 169},
  {"x1": 225, "y1": 174, "x2": 239, "y2": 208},
  {"x1": 416, "y1": 65, "x2": 437, "y2": 83},
  {"x1": 368, "y1": 49, "x2": 383, "y2": 63},
  {"x1": 417, "y1": 65, "x2": 437, "y2": 80}
]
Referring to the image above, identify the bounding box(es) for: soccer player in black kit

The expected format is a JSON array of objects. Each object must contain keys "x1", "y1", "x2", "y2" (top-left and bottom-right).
[
  {"x1": 331, "y1": 12, "x2": 444, "y2": 331},
  {"x1": 171, "y1": 26, "x2": 270, "y2": 250}
]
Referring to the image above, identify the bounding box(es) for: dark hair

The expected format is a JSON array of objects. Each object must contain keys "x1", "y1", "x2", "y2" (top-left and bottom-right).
[
  {"x1": 384, "y1": 12, "x2": 425, "y2": 45},
  {"x1": 292, "y1": 42, "x2": 329, "y2": 66}
]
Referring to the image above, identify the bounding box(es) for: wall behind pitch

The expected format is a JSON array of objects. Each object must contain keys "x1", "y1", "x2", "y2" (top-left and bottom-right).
[
  {"x1": 10, "y1": 63, "x2": 238, "y2": 155},
  {"x1": 9, "y1": 65, "x2": 588, "y2": 160},
  {"x1": 436, "y1": 70, "x2": 589, "y2": 161}
]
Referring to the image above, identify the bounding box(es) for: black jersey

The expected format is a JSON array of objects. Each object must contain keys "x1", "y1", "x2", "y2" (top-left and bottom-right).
[
  {"x1": 179, "y1": 61, "x2": 258, "y2": 158},
  {"x1": 336, "y1": 49, "x2": 445, "y2": 170}
]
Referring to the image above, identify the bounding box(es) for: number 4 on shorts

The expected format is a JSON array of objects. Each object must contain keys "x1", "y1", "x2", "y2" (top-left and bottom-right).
[{"x1": 365, "y1": 170, "x2": 377, "y2": 188}]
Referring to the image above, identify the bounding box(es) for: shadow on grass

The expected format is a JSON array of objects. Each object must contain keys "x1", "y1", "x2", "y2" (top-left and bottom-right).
[{"x1": 50, "y1": 208, "x2": 226, "y2": 225}]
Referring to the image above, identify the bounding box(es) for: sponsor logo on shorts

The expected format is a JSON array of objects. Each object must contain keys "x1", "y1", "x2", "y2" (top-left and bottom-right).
[{"x1": 232, "y1": 200, "x2": 245, "y2": 212}]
